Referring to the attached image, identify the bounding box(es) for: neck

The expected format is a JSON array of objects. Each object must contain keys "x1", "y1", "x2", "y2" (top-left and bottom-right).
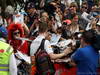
[
  {"x1": 39, "y1": 32, "x2": 46, "y2": 37},
  {"x1": 82, "y1": 42, "x2": 91, "y2": 48}
]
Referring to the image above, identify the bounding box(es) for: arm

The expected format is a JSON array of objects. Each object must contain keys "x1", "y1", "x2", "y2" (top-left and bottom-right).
[
  {"x1": 67, "y1": 58, "x2": 76, "y2": 66},
  {"x1": 22, "y1": 23, "x2": 29, "y2": 36},
  {"x1": 49, "y1": 47, "x2": 72, "y2": 60},
  {"x1": 9, "y1": 53, "x2": 17, "y2": 75},
  {"x1": 45, "y1": 40, "x2": 72, "y2": 60}
]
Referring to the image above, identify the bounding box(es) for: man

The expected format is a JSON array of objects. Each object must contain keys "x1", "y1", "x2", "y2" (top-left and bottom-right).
[
  {"x1": 30, "y1": 21, "x2": 72, "y2": 75},
  {"x1": 30, "y1": 21, "x2": 71, "y2": 59},
  {"x1": 70, "y1": 30, "x2": 99, "y2": 75},
  {"x1": 0, "y1": 25, "x2": 17, "y2": 75}
]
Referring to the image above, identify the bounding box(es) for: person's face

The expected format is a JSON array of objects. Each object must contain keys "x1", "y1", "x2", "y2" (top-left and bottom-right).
[
  {"x1": 69, "y1": 6, "x2": 77, "y2": 13},
  {"x1": 41, "y1": 12, "x2": 49, "y2": 22},
  {"x1": 27, "y1": 8, "x2": 36, "y2": 14},
  {"x1": 96, "y1": 25, "x2": 100, "y2": 32},
  {"x1": 13, "y1": 30, "x2": 20, "y2": 39},
  {"x1": 81, "y1": 5, "x2": 87, "y2": 12},
  {"x1": 73, "y1": 15, "x2": 79, "y2": 23}
]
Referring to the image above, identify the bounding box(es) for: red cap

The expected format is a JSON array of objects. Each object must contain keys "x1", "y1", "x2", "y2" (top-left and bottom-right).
[{"x1": 63, "y1": 19, "x2": 72, "y2": 25}]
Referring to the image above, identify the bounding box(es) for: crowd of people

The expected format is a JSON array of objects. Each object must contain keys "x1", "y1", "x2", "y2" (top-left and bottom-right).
[{"x1": 0, "y1": 0, "x2": 100, "y2": 75}]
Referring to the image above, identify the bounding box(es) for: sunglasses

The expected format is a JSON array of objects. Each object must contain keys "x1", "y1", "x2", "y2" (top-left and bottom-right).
[
  {"x1": 13, "y1": 31, "x2": 20, "y2": 35},
  {"x1": 82, "y1": 6, "x2": 87, "y2": 9}
]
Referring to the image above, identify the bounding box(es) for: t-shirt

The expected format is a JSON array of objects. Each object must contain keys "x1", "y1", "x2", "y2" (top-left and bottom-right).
[
  {"x1": 71, "y1": 45, "x2": 99, "y2": 75},
  {"x1": 30, "y1": 35, "x2": 53, "y2": 56}
]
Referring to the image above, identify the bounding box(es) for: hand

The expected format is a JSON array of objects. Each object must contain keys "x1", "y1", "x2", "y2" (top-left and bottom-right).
[{"x1": 63, "y1": 47, "x2": 72, "y2": 56}]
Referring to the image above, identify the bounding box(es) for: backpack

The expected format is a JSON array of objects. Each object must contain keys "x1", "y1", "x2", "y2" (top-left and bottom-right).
[{"x1": 35, "y1": 39, "x2": 55, "y2": 75}]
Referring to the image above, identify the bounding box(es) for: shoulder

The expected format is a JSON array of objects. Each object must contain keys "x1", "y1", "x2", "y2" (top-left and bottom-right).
[
  {"x1": 0, "y1": 41, "x2": 13, "y2": 53},
  {"x1": 45, "y1": 40, "x2": 50, "y2": 44}
]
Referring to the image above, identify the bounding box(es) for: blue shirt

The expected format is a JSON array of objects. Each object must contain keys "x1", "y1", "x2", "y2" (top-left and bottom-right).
[{"x1": 71, "y1": 45, "x2": 99, "y2": 75}]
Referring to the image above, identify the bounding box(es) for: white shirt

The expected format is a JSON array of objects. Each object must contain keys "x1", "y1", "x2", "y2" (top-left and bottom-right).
[
  {"x1": 30, "y1": 35, "x2": 53, "y2": 56},
  {"x1": 9, "y1": 53, "x2": 17, "y2": 75}
]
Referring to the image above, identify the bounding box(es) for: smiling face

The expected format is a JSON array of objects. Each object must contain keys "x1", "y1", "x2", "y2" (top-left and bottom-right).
[
  {"x1": 81, "y1": 5, "x2": 88, "y2": 12},
  {"x1": 69, "y1": 5, "x2": 77, "y2": 14}
]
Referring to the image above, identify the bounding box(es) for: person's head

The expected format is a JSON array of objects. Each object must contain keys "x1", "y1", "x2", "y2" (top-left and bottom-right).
[
  {"x1": 81, "y1": 1, "x2": 88, "y2": 12},
  {"x1": 72, "y1": 14, "x2": 79, "y2": 24},
  {"x1": 4, "y1": 5, "x2": 14, "y2": 19},
  {"x1": 26, "y1": 2, "x2": 36, "y2": 14},
  {"x1": 0, "y1": 25, "x2": 8, "y2": 39},
  {"x1": 38, "y1": 21, "x2": 48, "y2": 33},
  {"x1": 62, "y1": 19, "x2": 71, "y2": 29},
  {"x1": 5, "y1": 5, "x2": 14, "y2": 15},
  {"x1": 69, "y1": 2, "x2": 78, "y2": 14},
  {"x1": 81, "y1": 30, "x2": 95, "y2": 46},
  {"x1": 40, "y1": 11, "x2": 49, "y2": 22},
  {"x1": 8, "y1": 23, "x2": 24, "y2": 40}
]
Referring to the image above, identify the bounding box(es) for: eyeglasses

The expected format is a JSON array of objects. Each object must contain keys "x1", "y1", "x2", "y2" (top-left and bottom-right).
[{"x1": 13, "y1": 31, "x2": 20, "y2": 35}]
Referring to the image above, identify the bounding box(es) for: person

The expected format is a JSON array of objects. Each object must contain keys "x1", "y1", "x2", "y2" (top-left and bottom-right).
[
  {"x1": 69, "y1": 30, "x2": 99, "y2": 75},
  {"x1": 61, "y1": 19, "x2": 72, "y2": 40},
  {"x1": 25, "y1": 2, "x2": 39, "y2": 28},
  {"x1": 8, "y1": 23, "x2": 29, "y2": 55},
  {"x1": 0, "y1": 25, "x2": 17, "y2": 75},
  {"x1": 30, "y1": 21, "x2": 71, "y2": 60},
  {"x1": 64, "y1": 2, "x2": 78, "y2": 20},
  {"x1": 30, "y1": 21, "x2": 72, "y2": 75},
  {"x1": 69, "y1": 14, "x2": 80, "y2": 34},
  {"x1": 78, "y1": 1, "x2": 88, "y2": 30}
]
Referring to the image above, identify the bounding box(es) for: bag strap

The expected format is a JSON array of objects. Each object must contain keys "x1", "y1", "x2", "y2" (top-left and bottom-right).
[{"x1": 35, "y1": 39, "x2": 45, "y2": 55}]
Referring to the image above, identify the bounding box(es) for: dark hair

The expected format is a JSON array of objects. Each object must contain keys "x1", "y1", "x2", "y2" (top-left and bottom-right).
[
  {"x1": 39, "y1": 21, "x2": 48, "y2": 33},
  {"x1": 82, "y1": 30, "x2": 96, "y2": 44},
  {"x1": 82, "y1": 29, "x2": 100, "y2": 52}
]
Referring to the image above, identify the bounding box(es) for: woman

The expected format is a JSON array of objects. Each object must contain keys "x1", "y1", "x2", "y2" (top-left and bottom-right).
[{"x1": 8, "y1": 23, "x2": 29, "y2": 55}]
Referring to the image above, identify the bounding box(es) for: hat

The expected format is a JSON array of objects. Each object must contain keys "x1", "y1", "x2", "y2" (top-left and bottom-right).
[
  {"x1": 63, "y1": 19, "x2": 72, "y2": 25},
  {"x1": 27, "y1": 2, "x2": 35, "y2": 9},
  {"x1": 96, "y1": 21, "x2": 100, "y2": 26},
  {"x1": 0, "y1": 25, "x2": 8, "y2": 38}
]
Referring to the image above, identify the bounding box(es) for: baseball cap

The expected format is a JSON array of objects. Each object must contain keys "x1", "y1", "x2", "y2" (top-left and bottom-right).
[{"x1": 63, "y1": 19, "x2": 72, "y2": 25}]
